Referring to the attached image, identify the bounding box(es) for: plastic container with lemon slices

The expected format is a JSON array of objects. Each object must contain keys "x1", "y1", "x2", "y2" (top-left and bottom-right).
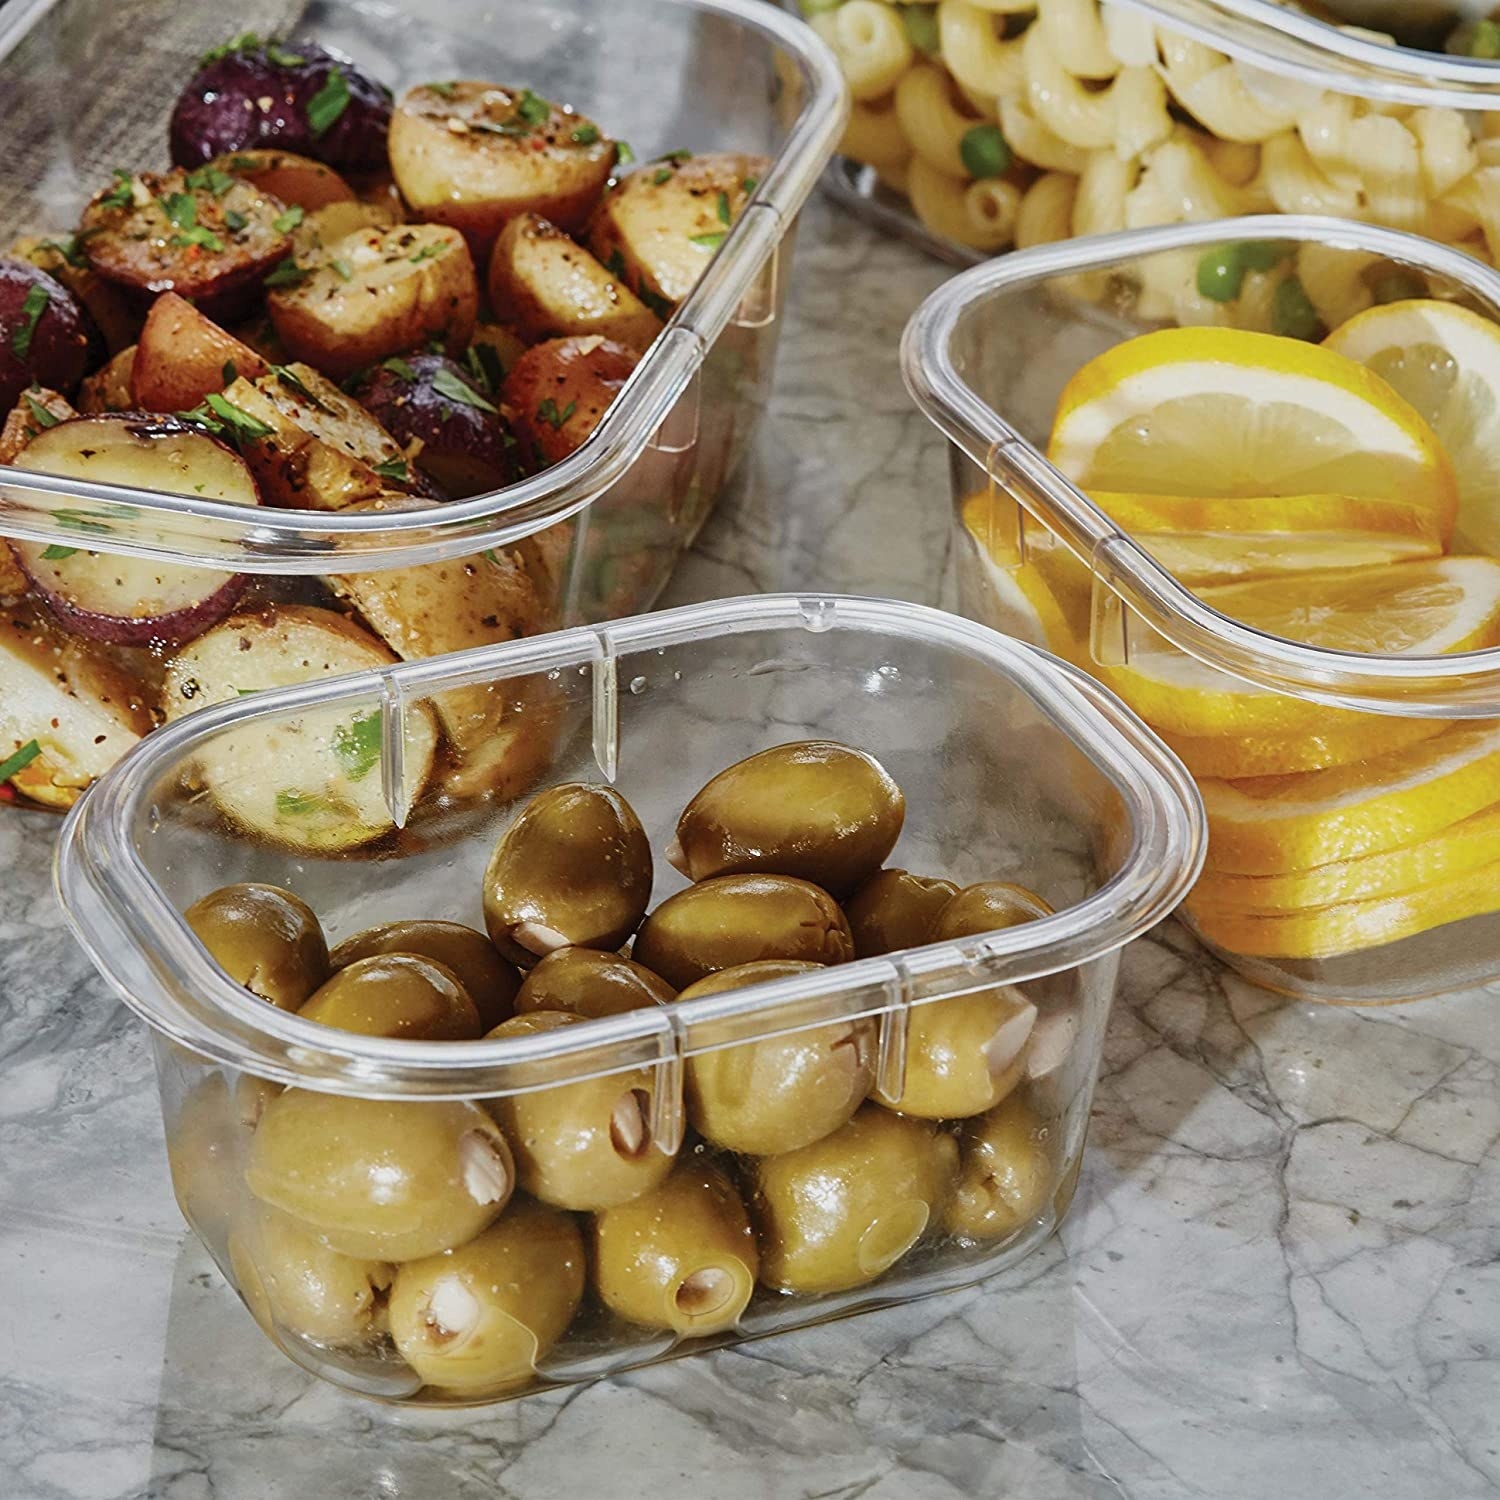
[{"x1": 905, "y1": 213, "x2": 1500, "y2": 1003}]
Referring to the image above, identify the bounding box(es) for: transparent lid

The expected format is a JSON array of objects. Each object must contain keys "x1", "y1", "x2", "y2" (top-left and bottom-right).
[
  {"x1": 54, "y1": 593, "x2": 1205, "y2": 1098},
  {"x1": 1118, "y1": 0, "x2": 1500, "y2": 109},
  {"x1": 0, "y1": 0, "x2": 847, "y2": 573},
  {"x1": 903, "y1": 214, "x2": 1500, "y2": 718}
]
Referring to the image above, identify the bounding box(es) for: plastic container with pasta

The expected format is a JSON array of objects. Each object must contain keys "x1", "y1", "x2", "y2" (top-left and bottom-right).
[
  {"x1": 904, "y1": 214, "x2": 1500, "y2": 1004},
  {"x1": 798, "y1": 0, "x2": 1500, "y2": 265}
]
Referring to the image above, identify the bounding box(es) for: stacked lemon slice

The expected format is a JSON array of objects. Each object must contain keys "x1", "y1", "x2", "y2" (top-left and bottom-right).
[{"x1": 965, "y1": 306, "x2": 1500, "y2": 963}]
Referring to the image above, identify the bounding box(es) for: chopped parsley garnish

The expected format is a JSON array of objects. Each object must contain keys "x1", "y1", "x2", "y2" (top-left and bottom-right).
[
  {"x1": 429, "y1": 80, "x2": 457, "y2": 97},
  {"x1": 616, "y1": 140, "x2": 636, "y2": 166},
  {"x1": 537, "y1": 397, "x2": 576, "y2": 429},
  {"x1": 235, "y1": 687, "x2": 260, "y2": 696},
  {"x1": 199, "y1": 32, "x2": 260, "y2": 66},
  {"x1": 265, "y1": 41, "x2": 307, "y2": 67},
  {"x1": 651, "y1": 166, "x2": 673, "y2": 186},
  {"x1": 571, "y1": 122, "x2": 600, "y2": 145},
  {"x1": 0, "y1": 741, "x2": 42, "y2": 783},
  {"x1": 464, "y1": 342, "x2": 503, "y2": 394},
  {"x1": 332, "y1": 711, "x2": 382, "y2": 780},
  {"x1": 382, "y1": 357, "x2": 418, "y2": 381},
  {"x1": 185, "y1": 166, "x2": 236, "y2": 197},
  {"x1": 482, "y1": 548, "x2": 501, "y2": 565},
  {"x1": 24, "y1": 393, "x2": 60, "y2": 429},
  {"x1": 170, "y1": 226, "x2": 225, "y2": 252},
  {"x1": 204, "y1": 392, "x2": 274, "y2": 439},
  {"x1": 272, "y1": 205, "x2": 305, "y2": 233},
  {"x1": 99, "y1": 169, "x2": 134, "y2": 210},
  {"x1": 40, "y1": 545, "x2": 77, "y2": 561},
  {"x1": 160, "y1": 192, "x2": 197, "y2": 229},
  {"x1": 409, "y1": 241, "x2": 447, "y2": 263},
  {"x1": 11, "y1": 285, "x2": 49, "y2": 360},
  {"x1": 263, "y1": 257, "x2": 311, "y2": 288},
  {"x1": 39, "y1": 235, "x2": 87, "y2": 267},
  {"x1": 221, "y1": 359, "x2": 238, "y2": 386},
  {"x1": 53, "y1": 508, "x2": 111, "y2": 536},
  {"x1": 306, "y1": 68, "x2": 350, "y2": 138},
  {"x1": 331, "y1": 258, "x2": 353, "y2": 280},
  {"x1": 373, "y1": 457, "x2": 410, "y2": 482},
  {"x1": 657, "y1": 149, "x2": 693, "y2": 164},
  {"x1": 716, "y1": 190, "x2": 731, "y2": 225},
  {"x1": 229, "y1": 154, "x2": 261, "y2": 171},
  {"x1": 271, "y1": 363, "x2": 331, "y2": 410},
  {"x1": 430, "y1": 366, "x2": 498, "y2": 412},
  {"x1": 224, "y1": 208, "x2": 248, "y2": 232},
  {"x1": 516, "y1": 89, "x2": 551, "y2": 124},
  {"x1": 689, "y1": 231, "x2": 726, "y2": 251},
  {"x1": 743, "y1": 174, "x2": 759, "y2": 194},
  {"x1": 275, "y1": 789, "x2": 355, "y2": 818}
]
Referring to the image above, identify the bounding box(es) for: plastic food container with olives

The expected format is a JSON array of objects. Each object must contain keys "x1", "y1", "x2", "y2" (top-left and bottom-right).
[{"x1": 57, "y1": 594, "x2": 1203, "y2": 1404}]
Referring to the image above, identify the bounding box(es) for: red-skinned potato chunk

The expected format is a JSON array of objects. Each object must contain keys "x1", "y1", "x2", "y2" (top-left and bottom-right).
[
  {"x1": 586, "y1": 152, "x2": 769, "y2": 310},
  {"x1": 132, "y1": 294, "x2": 269, "y2": 412},
  {"x1": 220, "y1": 363, "x2": 411, "y2": 510},
  {"x1": 80, "y1": 167, "x2": 293, "y2": 317},
  {"x1": 78, "y1": 349, "x2": 137, "y2": 413},
  {"x1": 388, "y1": 83, "x2": 615, "y2": 256},
  {"x1": 503, "y1": 334, "x2": 638, "y2": 468},
  {"x1": 0, "y1": 261, "x2": 100, "y2": 412},
  {"x1": 209, "y1": 150, "x2": 357, "y2": 211},
  {"x1": 488, "y1": 214, "x2": 660, "y2": 351},
  {"x1": 266, "y1": 224, "x2": 478, "y2": 378},
  {"x1": 0, "y1": 602, "x2": 154, "y2": 808},
  {"x1": 10, "y1": 235, "x2": 140, "y2": 355}
]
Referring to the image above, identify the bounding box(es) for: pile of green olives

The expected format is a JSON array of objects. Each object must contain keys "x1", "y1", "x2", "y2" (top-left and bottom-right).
[{"x1": 172, "y1": 740, "x2": 1074, "y2": 1403}]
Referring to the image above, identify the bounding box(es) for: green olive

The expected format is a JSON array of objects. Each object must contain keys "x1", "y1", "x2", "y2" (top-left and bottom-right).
[
  {"x1": 845, "y1": 869, "x2": 958, "y2": 957},
  {"x1": 246, "y1": 1091, "x2": 514, "y2": 1260},
  {"x1": 591, "y1": 1159, "x2": 758, "y2": 1336},
  {"x1": 298, "y1": 954, "x2": 484, "y2": 1041},
  {"x1": 184, "y1": 883, "x2": 330, "y2": 1010},
  {"x1": 229, "y1": 1202, "x2": 393, "y2": 1347},
  {"x1": 751, "y1": 1106, "x2": 957, "y2": 1295},
  {"x1": 929, "y1": 881, "x2": 1053, "y2": 940},
  {"x1": 165, "y1": 1074, "x2": 242, "y2": 1246},
  {"x1": 330, "y1": 920, "x2": 521, "y2": 1030},
  {"x1": 482, "y1": 783, "x2": 653, "y2": 967},
  {"x1": 678, "y1": 962, "x2": 873, "y2": 1154},
  {"x1": 487, "y1": 1012, "x2": 675, "y2": 1210},
  {"x1": 668, "y1": 741, "x2": 904, "y2": 896},
  {"x1": 943, "y1": 1094, "x2": 1057, "y2": 1241},
  {"x1": 388, "y1": 1199, "x2": 585, "y2": 1398},
  {"x1": 633, "y1": 875, "x2": 854, "y2": 990},
  {"x1": 515, "y1": 947, "x2": 675, "y2": 1019}
]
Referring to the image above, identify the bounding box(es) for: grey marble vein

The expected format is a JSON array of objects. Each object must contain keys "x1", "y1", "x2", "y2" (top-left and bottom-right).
[{"x1": 3, "y1": 196, "x2": 1500, "y2": 1500}]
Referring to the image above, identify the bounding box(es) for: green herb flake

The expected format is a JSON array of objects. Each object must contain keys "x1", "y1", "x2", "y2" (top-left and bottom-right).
[
  {"x1": 39, "y1": 545, "x2": 77, "y2": 561},
  {"x1": 429, "y1": 80, "x2": 457, "y2": 98},
  {"x1": 616, "y1": 140, "x2": 636, "y2": 166},
  {"x1": 482, "y1": 548, "x2": 501, "y2": 565},
  {"x1": 224, "y1": 208, "x2": 248, "y2": 232},
  {"x1": 716, "y1": 190, "x2": 731, "y2": 225},
  {"x1": 332, "y1": 711, "x2": 382, "y2": 780},
  {"x1": 39, "y1": 236, "x2": 86, "y2": 268},
  {"x1": 221, "y1": 360, "x2": 238, "y2": 386},
  {"x1": 235, "y1": 687, "x2": 259, "y2": 696},
  {"x1": 373, "y1": 457, "x2": 410, "y2": 482},
  {"x1": 537, "y1": 396, "x2": 575, "y2": 430},
  {"x1": 265, "y1": 41, "x2": 307, "y2": 67},
  {"x1": 516, "y1": 89, "x2": 551, "y2": 125},
  {"x1": 270, "y1": 363, "x2": 331, "y2": 411},
  {"x1": 205, "y1": 391, "x2": 274, "y2": 439},
  {"x1": 99, "y1": 169, "x2": 135, "y2": 210},
  {"x1": 409, "y1": 241, "x2": 448, "y2": 263},
  {"x1": 11, "y1": 285, "x2": 50, "y2": 361},
  {"x1": 742, "y1": 174, "x2": 758, "y2": 194},
  {"x1": 24, "y1": 394, "x2": 60, "y2": 429},
  {"x1": 199, "y1": 32, "x2": 260, "y2": 67},
  {"x1": 263, "y1": 257, "x2": 311, "y2": 289},
  {"x1": 170, "y1": 225, "x2": 225, "y2": 252},
  {"x1": 652, "y1": 166, "x2": 673, "y2": 186},
  {"x1": 185, "y1": 166, "x2": 236, "y2": 197},
  {"x1": 53, "y1": 508, "x2": 111, "y2": 536},
  {"x1": 272, "y1": 205, "x2": 305, "y2": 233},
  {"x1": 382, "y1": 357, "x2": 418, "y2": 382},
  {"x1": 160, "y1": 192, "x2": 197, "y2": 230},
  {"x1": 0, "y1": 740, "x2": 43, "y2": 783},
  {"x1": 306, "y1": 67, "x2": 350, "y2": 138},
  {"x1": 331, "y1": 258, "x2": 353, "y2": 281},
  {"x1": 570, "y1": 122, "x2": 600, "y2": 146},
  {"x1": 431, "y1": 365, "x2": 498, "y2": 413},
  {"x1": 464, "y1": 341, "x2": 503, "y2": 394},
  {"x1": 275, "y1": 788, "x2": 355, "y2": 818},
  {"x1": 689, "y1": 231, "x2": 725, "y2": 251},
  {"x1": 658, "y1": 149, "x2": 693, "y2": 164},
  {"x1": 229, "y1": 154, "x2": 261, "y2": 171}
]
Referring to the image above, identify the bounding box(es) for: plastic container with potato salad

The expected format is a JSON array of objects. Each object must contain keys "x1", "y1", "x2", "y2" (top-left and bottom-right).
[
  {"x1": 55, "y1": 593, "x2": 1203, "y2": 1405},
  {"x1": 0, "y1": 0, "x2": 845, "y2": 807},
  {"x1": 903, "y1": 214, "x2": 1500, "y2": 1003}
]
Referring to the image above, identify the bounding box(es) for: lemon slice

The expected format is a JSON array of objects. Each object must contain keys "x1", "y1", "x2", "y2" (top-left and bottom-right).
[
  {"x1": 1186, "y1": 854, "x2": 1500, "y2": 961},
  {"x1": 1323, "y1": 299, "x2": 1500, "y2": 556},
  {"x1": 1160, "y1": 716, "x2": 1448, "y2": 779},
  {"x1": 1048, "y1": 327, "x2": 1458, "y2": 534},
  {"x1": 1199, "y1": 721, "x2": 1500, "y2": 876},
  {"x1": 1193, "y1": 802, "x2": 1500, "y2": 915}
]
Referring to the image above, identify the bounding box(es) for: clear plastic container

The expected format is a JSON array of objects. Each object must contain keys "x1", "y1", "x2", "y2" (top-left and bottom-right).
[
  {"x1": 55, "y1": 592, "x2": 1203, "y2": 1405},
  {"x1": 904, "y1": 213, "x2": 1500, "y2": 1003},
  {"x1": 802, "y1": 0, "x2": 1500, "y2": 266}
]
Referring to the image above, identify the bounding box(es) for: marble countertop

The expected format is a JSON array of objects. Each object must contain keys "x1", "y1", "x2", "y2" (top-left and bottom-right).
[{"x1": 4, "y1": 195, "x2": 1500, "y2": 1500}]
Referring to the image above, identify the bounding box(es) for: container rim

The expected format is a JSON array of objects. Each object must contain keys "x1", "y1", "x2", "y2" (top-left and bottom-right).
[
  {"x1": 0, "y1": 0, "x2": 849, "y2": 574},
  {"x1": 54, "y1": 593, "x2": 1206, "y2": 1098},
  {"x1": 1115, "y1": 0, "x2": 1500, "y2": 110},
  {"x1": 902, "y1": 214, "x2": 1500, "y2": 719}
]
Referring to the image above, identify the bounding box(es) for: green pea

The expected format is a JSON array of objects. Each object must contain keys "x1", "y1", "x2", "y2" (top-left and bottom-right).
[
  {"x1": 1272, "y1": 276, "x2": 1323, "y2": 341},
  {"x1": 1468, "y1": 18, "x2": 1500, "y2": 58},
  {"x1": 901, "y1": 4, "x2": 941, "y2": 55},
  {"x1": 1238, "y1": 240, "x2": 1292, "y2": 272},
  {"x1": 1370, "y1": 269, "x2": 1426, "y2": 305},
  {"x1": 960, "y1": 124, "x2": 1011, "y2": 180},
  {"x1": 1196, "y1": 246, "x2": 1246, "y2": 303}
]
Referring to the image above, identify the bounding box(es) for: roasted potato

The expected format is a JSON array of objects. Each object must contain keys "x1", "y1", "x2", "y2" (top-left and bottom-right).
[
  {"x1": 350, "y1": 353, "x2": 517, "y2": 497},
  {"x1": 290, "y1": 199, "x2": 400, "y2": 258},
  {"x1": 503, "y1": 334, "x2": 638, "y2": 468},
  {"x1": 220, "y1": 363, "x2": 410, "y2": 510},
  {"x1": 586, "y1": 152, "x2": 769, "y2": 310},
  {"x1": 209, "y1": 149, "x2": 356, "y2": 211},
  {"x1": 170, "y1": 39, "x2": 392, "y2": 172},
  {"x1": 131, "y1": 294, "x2": 269, "y2": 413},
  {"x1": 6, "y1": 415, "x2": 258, "y2": 646},
  {"x1": 162, "y1": 604, "x2": 438, "y2": 852},
  {"x1": 77, "y1": 348, "x2": 137, "y2": 413},
  {"x1": 487, "y1": 214, "x2": 660, "y2": 351},
  {"x1": 0, "y1": 261, "x2": 100, "y2": 412},
  {"x1": 0, "y1": 386, "x2": 76, "y2": 462},
  {"x1": 265, "y1": 224, "x2": 478, "y2": 378},
  {"x1": 388, "y1": 83, "x2": 615, "y2": 256},
  {"x1": 10, "y1": 235, "x2": 140, "y2": 355},
  {"x1": 0, "y1": 602, "x2": 154, "y2": 807},
  {"x1": 79, "y1": 167, "x2": 293, "y2": 318}
]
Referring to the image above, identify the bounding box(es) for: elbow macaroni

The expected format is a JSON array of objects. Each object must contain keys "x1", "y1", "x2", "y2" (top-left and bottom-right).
[{"x1": 824, "y1": 0, "x2": 1500, "y2": 271}]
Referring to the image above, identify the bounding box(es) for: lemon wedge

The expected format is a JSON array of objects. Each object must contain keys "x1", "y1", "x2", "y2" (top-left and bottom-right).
[
  {"x1": 1048, "y1": 326, "x2": 1458, "y2": 534},
  {"x1": 1323, "y1": 299, "x2": 1500, "y2": 556},
  {"x1": 1160, "y1": 716, "x2": 1448, "y2": 780}
]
